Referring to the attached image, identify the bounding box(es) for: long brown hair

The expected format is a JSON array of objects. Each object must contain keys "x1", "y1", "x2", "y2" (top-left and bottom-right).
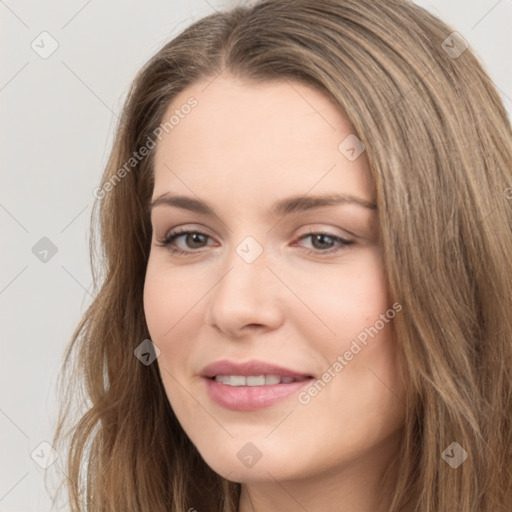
[{"x1": 51, "y1": 0, "x2": 512, "y2": 510}]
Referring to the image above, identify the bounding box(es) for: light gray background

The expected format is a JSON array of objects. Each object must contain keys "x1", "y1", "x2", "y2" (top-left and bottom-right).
[{"x1": 1, "y1": 1, "x2": 511, "y2": 510}]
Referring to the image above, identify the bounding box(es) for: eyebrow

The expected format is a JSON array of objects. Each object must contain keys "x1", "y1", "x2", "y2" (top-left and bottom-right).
[{"x1": 149, "y1": 192, "x2": 377, "y2": 218}]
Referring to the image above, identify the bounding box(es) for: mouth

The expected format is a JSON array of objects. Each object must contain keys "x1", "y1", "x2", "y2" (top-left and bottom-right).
[
  {"x1": 210, "y1": 374, "x2": 311, "y2": 386},
  {"x1": 201, "y1": 360, "x2": 315, "y2": 411}
]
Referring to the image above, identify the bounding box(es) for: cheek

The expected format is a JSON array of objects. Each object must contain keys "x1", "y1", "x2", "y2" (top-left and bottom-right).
[
  {"x1": 287, "y1": 250, "x2": 391, "y2": 343},
  {"x1": 143, "y1": 256, "x2": 212, "y2": 397},
  {"x1": 143, "y1": 260, "x2": 187, "y2": 385},
  {"x1": 143, "y1": 259, "x2": 200, "y2": 414},
  {"x1": 143, "y1": 257, "x2": 204, "y2": 339}
]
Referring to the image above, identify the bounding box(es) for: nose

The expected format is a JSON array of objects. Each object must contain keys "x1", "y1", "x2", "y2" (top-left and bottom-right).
[{"x1": 204, "y1": 242, "x2": 284, "y2": 338}]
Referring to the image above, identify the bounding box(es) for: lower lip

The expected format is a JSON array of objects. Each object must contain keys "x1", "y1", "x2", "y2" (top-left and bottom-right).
[{"x1": 204, "y1": 377, "x2": 313, "y2": 411}]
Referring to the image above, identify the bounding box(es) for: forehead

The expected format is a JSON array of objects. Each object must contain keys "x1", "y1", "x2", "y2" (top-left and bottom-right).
[{"x1": 152, "y1": 75, "x2": 374, "y2": 205}]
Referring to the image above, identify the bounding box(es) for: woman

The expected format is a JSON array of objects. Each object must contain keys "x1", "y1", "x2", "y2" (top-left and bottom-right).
[{"x1": 52, "y1": 0, "x2": 512, "y2": 510}]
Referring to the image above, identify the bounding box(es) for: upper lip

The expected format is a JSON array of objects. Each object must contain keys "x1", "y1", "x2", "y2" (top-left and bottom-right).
[{"x1": 201, "y1": 359, "x2": 313, "y2": 379}]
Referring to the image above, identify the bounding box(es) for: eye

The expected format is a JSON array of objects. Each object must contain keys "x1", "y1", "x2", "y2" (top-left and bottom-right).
[
  {"x1": 295, "y1": 231, "x2": 354, "y2": 255},
  {"x1": 155, "y1": 229, "x2": 354, "y2": 256},
  {"x1": 155, "y1": 229, "x2": 214, "y2": 255}
]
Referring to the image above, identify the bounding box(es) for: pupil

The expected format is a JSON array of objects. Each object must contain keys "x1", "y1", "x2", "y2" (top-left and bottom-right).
[
  {"x1": 188, "y1": 233, "x2": 205, "y2": 248},
  {"x1": 314, "y1": 234, "x2": 332, "y2": 249}
]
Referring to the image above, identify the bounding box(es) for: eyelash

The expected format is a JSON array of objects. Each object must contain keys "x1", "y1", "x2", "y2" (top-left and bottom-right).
[{"x1": 155, "y1": 228, "x2": 354, "y2": 256}]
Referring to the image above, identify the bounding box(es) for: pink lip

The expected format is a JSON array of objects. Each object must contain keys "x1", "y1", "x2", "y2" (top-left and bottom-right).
[
  {"x1": 201, "y1": 359, "x2": 312, "y2": 379},
  {"x1": 201, "y1": 359, "x2": 314, "y2": 411}
]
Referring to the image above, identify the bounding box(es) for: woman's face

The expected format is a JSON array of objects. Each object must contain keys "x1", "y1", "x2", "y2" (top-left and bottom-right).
[{"x1": 143, "y1": 75, "x2": 405, "y2": 485}]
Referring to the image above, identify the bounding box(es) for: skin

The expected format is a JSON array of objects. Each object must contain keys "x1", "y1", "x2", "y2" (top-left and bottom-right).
[{"x1": 143, "y1": 74, "x2": 406, "y2": 512}]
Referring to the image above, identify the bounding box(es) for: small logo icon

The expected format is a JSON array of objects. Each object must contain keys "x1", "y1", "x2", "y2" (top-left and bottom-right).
[
  {"x1": 441, "y1": 442, "x2": 468, "y2": 468},
  {"x1": 441, "y1": 32, "x2": 468, "y2": 59},
  {"x1": 236, "y1": 236, "x2": 263, "y2": 264},
  {"x1": 338, "y1": 134, "x2": 365, "y2": 161},
  {"x1": 30, "y1": 441, "x2": 59, "y2": 469},
  {"x1": 134, "y1": 338, "x2": 160, "y2": 365},
  {"x1": 32, "y1": 237, "x2": 58, "y2": 263},
  {"x1": 237, "y1": 442, "x2": 263, "y2": 468},
  {"x1": 31, "y1": 31, "x2": 59, "y2": 59}
]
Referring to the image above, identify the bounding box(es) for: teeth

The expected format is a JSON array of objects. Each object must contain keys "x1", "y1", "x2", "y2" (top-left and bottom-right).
[
  {"x1": 213, "y1": 375, "x2": 298, "y2": 386},
  {"x1": 230, "y1": 375, "x2": 246, "y2": 386},
  {"x1": 214, "y1": 375, "x2": 231, "y2": 385},
  {"x1": 265, "y1": 375, "x2": 281, "y2": 385},
  {"x1": 247, "y1": 375, "x2": 265, "y2": 386}
]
